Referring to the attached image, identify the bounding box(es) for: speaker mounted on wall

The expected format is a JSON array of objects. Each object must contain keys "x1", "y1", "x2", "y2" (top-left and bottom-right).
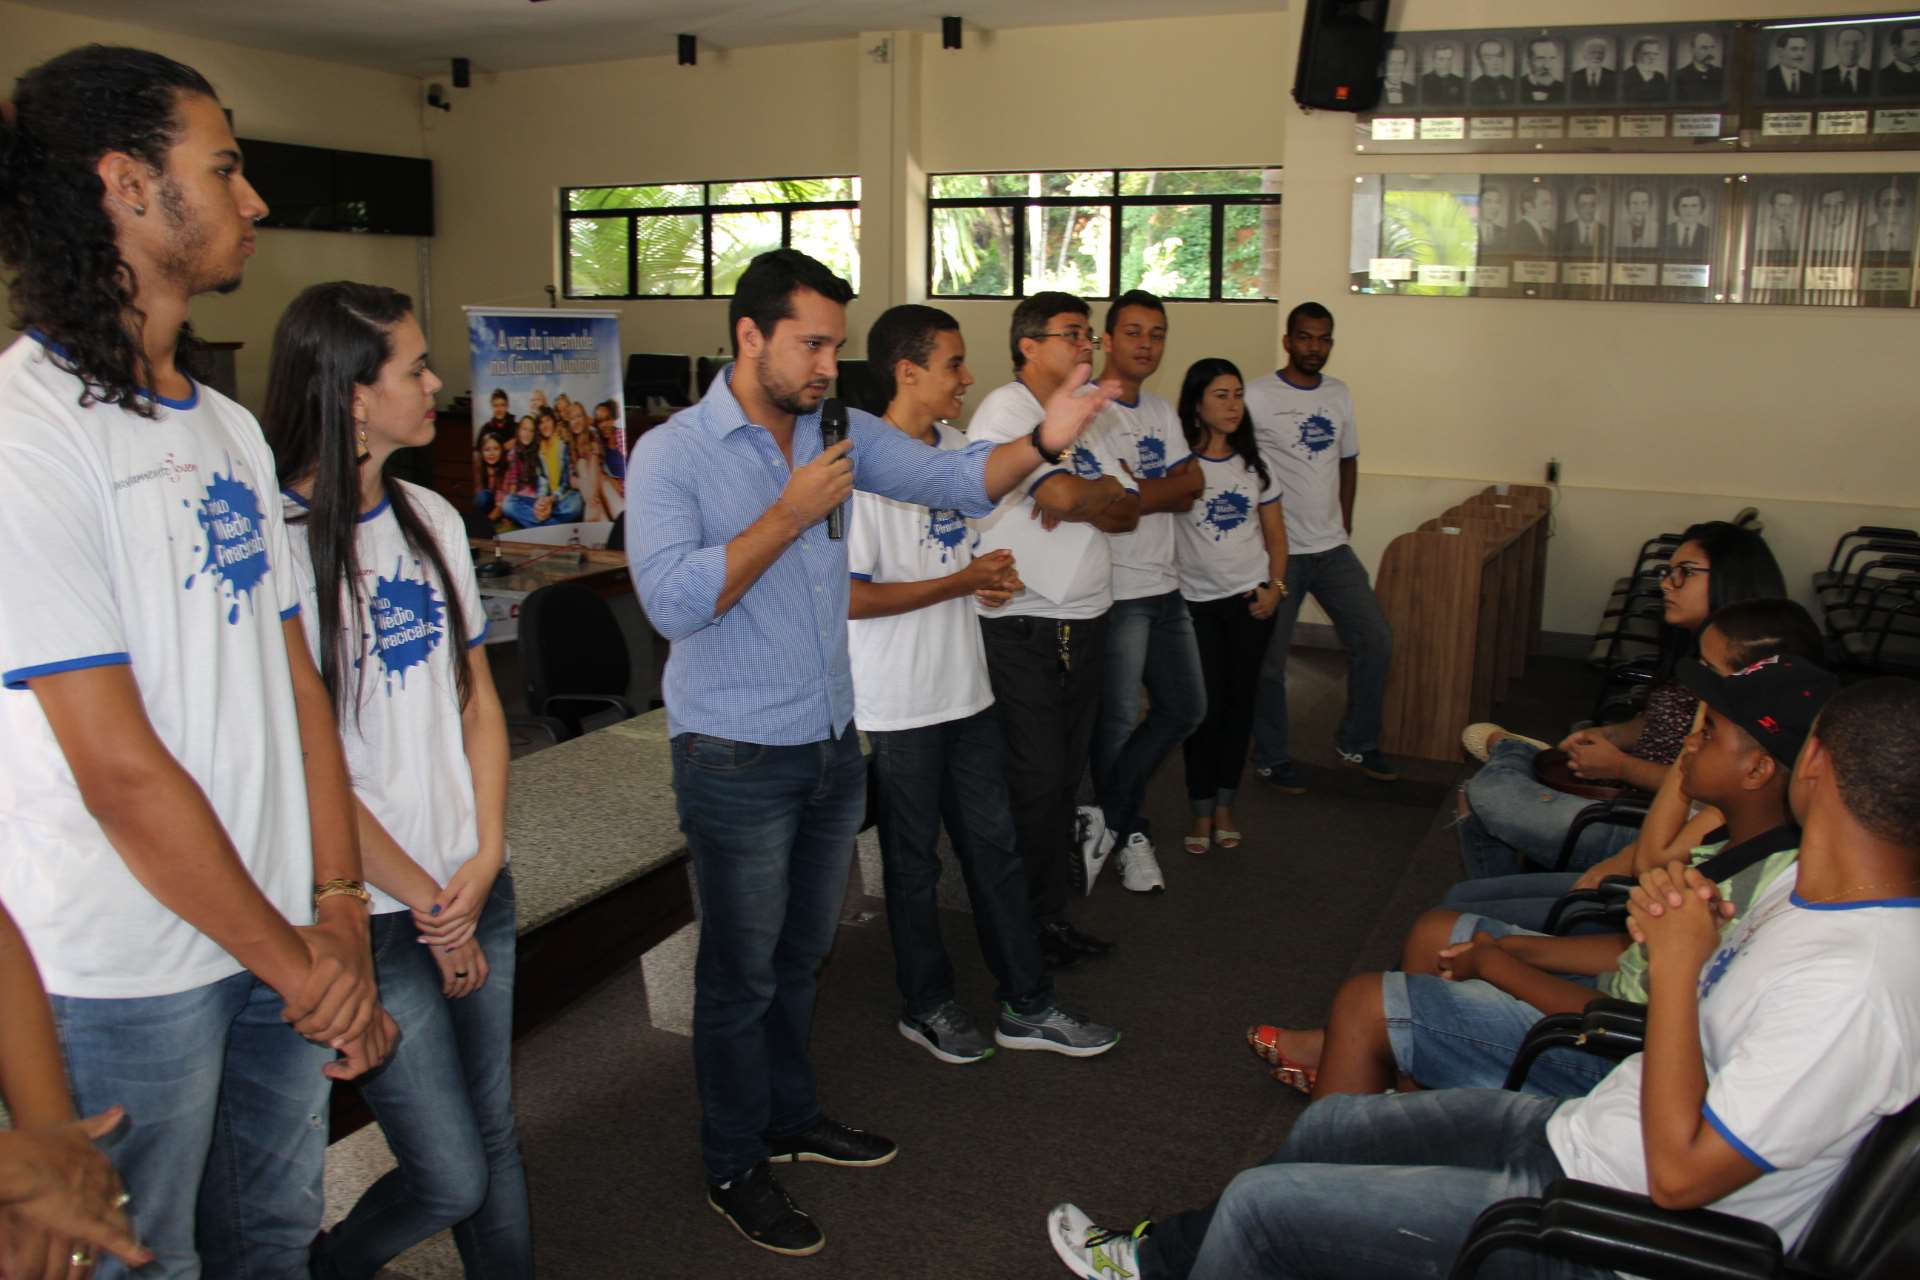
[{"x1": 1293, "y1": 0, "x2": 1390, "y2": 113}]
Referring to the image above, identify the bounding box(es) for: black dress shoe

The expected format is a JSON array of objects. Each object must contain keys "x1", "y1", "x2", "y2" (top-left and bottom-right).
[
  {"x1": 767, "y1": 1115, "x2": 897, "y2": 1167},
  {"x1": 1046, "y1": 919, "x2": 1114, "y2": 956},
  {"x1": 709, "y1": 1161, "x2": 825, "y2": 1256}
]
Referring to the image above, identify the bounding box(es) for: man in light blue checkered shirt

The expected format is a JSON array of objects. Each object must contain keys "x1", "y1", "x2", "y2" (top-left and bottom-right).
[{"x1": 629, "y1": 250, "x2": 1112, "y2": 1259}]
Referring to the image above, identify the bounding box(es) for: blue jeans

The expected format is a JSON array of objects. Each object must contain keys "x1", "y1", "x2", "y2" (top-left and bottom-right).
[
  {"x1": 499, "y1": 489, "x2": 585, "y2": 527},
  {"x1": 869, "y1": 710, "x2": 1051, "y2": 1018},
  {"x1": 671, "y1": 727, "x2": 867, "y2": 1182},
  {"x1": 1440, "y1": 871, "x2": 1585, "y2": 932},
  {"x1": 1380, "y1": 970, "x2": 1615, "y2": 1098},
  {"x1": 1140, "y1": 1091, "x2": 1609, "y2": 1280},
  {"x1": 1251, "y1": 544, "x2": 1393, "y2": 769},
  {"x1": 314, "y1": 871, "x2": 530, "y2": 1279},
  {"x1": 1459, "y1": 740, "x2": 1639, "y2": 878},
  {"x1": 1093, "y1": 592, "x2": 1206, "y2": 840},
  {"x1": 50, "y1": 970, "x2": 335, "y2": 1280}
]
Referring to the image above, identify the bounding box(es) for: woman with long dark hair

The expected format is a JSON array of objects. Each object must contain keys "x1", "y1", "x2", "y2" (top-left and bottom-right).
[
  {"x1": 263, "y1": 282, "x2": 529, "y2": 1277},
  {"x1": 1454, "y1": 519, "x2": 1786, "y2": 878},
  {"x1": 1172, "y1": 358, "x2": 1289, "y2": 854}
]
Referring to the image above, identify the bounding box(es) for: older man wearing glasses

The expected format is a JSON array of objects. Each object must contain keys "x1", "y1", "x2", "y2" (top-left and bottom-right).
[{"x1": 966, "y1": 292, "x2": 1139, "y2": 971}]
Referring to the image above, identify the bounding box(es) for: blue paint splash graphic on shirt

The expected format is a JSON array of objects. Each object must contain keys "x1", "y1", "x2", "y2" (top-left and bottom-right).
[
  {"x1": 925, "y1": 508, "x2": 967, "y2": 563},
  {"x1": 193, "y1": 468, "x2": 270, "y2": 624},
  {"x1": 1296, "y1": 413, "x2": 1337, "y2": 456},
  {"x1": 1070, "y1": 446, "x2": 1103, "y2": 480},
  {"x1": 1135, "y1": 435, "x2": 1167, "y2": 478},
  {"x1": 1199, "y1": 490, "x2": 1251, "y2": 541},
  {"x1": 1698, "y1": 944, "x2": 1737, "y2": 999},
  {"x1": 368, "y1": 558, "x2": 446, "y2": 691}
]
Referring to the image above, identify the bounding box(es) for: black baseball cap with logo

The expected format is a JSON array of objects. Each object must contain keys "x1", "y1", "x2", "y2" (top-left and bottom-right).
[{"x1": 1678, "y1": 654, "x2": 1841, "y2": 768}]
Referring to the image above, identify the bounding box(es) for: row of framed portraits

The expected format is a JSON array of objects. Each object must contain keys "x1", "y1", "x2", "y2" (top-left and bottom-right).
[
  {"x1": 1350, "y1": 171, "x2": 1917, "y2": 307},
  {"x1": 1360, "y1": 13, "x2": 1920, "y2": 154}
]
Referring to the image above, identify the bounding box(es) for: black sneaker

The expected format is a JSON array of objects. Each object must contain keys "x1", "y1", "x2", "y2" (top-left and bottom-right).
[
  {"x1": 767, "y1": 1116, "x2": 897, "y2": 1167},
  {"x1": 1255, "y1": 761, "x2": 1310, "y2": 794},
  {"x1": 1053, "y1": 920, "x2": 1114, "y2": 956},
  {"x1": 1038, "y1": 925, "x2": 1082, "y2": 972},
  {"x1": 1338, "y1": 748, "x2": 1401, "y2": 782},
  {"x1": 709, "y1": 1162, "x2": 824, "y2": 1256}
]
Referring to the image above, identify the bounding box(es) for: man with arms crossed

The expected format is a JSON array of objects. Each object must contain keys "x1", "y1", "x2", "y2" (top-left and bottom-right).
[
  {"x1": 1088, "y1": 290, "x2": 1203, "y2": 897},
  {"x1": 967, "y1": 292, "x2": 1139, "y2": 971},
  {"x1": 0, "y1": 46, "x2": 390, "y2": 1278},
  {"x1": 1247, "y1": 303, "x2": 1396, "y2": 793},
  {"x1": 629, "y1": 254, "x2": 1109, "y2": 1258},
  {"x1": 849, "y1": 304, "x2": 1119, "y2": 1067}
]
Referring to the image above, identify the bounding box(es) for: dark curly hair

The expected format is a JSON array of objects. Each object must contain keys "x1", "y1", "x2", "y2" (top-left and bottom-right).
[{"x1": 0, "y1": 45, "x2": 217, "y2": 417}]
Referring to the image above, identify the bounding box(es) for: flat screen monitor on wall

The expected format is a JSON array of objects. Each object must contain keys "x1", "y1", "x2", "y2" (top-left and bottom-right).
[{"x1": 240, "y1": 138, "x2": 434, "y2": 236}]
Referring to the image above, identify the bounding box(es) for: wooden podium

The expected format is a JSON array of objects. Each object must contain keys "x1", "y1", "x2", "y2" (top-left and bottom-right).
[{"x1": 1377, "y1": 485, "x2": 1553, "y2": 762}]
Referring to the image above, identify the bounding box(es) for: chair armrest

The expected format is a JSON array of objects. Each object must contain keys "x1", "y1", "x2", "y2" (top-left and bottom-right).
[
  {"x1": 1542, "y1": 880, "x2": 1630, "y2": 935},
  {"x1": 1551, "y1": 797, "x2": 1651, "y2": 872},
  {"x1": 540, "y1": 693, "x2": 638, "y2": 721},
  {"x1": 1502, "y1": 998, "x2": 1646, "y2": 1092}
]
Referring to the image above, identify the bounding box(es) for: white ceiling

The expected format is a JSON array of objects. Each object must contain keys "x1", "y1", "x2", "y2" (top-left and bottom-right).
[{"x1": 25, "y1": 0, "x2": 1287, "y2": 76}]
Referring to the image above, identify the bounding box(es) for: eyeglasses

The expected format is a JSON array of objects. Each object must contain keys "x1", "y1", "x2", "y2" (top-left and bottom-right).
[
  {"x1": 1657, "y1": 562, "x2": 1710, "y2": 585},
  {"x1": 1036, "y1": 329, "x2": 1101, "y2": 349}
]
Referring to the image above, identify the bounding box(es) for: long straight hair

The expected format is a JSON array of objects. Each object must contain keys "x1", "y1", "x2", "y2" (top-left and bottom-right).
[
  {"x1": 1177, "y1": 357, "x2": 1268, "y2": 488},
  {"x1": 262, "y1": 281, "x2": 473, "y2": 718}
]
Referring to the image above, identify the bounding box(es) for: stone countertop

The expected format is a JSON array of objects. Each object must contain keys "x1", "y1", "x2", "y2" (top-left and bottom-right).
[{"x1": 505, "y1": 709, "x2": 682, "y2": 933}]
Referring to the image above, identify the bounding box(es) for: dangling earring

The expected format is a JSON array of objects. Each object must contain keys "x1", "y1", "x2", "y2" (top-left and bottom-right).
[{"x1": 355, "y1": 424, "x2": 370, "y2": 463}]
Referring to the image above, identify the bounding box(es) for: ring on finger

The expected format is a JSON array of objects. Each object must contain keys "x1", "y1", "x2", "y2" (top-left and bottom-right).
[
  {"x1": 113, "y1": 1190, "x2": 132, "y2": 1209},
  {"x1": 71, "y1": 1246, "x2": 95, "y2": 1266}
]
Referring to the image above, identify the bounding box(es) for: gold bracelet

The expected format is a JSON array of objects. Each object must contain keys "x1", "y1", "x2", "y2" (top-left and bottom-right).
[{"x1": 313, "y1": 878, "x2": 372, "y2": 910}]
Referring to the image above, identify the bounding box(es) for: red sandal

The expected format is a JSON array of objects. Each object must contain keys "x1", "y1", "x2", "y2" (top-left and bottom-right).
[{"x1": 1245, "y1": 1024, "x2": 1319, "y2": 1095}]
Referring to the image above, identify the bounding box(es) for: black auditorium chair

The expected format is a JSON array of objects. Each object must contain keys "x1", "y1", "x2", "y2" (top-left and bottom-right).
[
  {"x1": 623, "y1": 353, "x2": 694, "y2": 409},
  {"x1": 1449, "y1": 1092, "x2": 1920, "y2": 1279},
  {"x1": 832, "y1": 358, "x2": 890, "y2": 415},
  {"x1": 695, "y1": 355, "x2": 727, "y2": 399},
  {"x1": 1549, "y1": 795, "x2": 1651, "y2": 873},
  {"x1": 517, "y1": 582, "x2": 638, "y2": 741},
  {"x1": 1501, "y1": 995, "x2": 1647, "y2": 1093}
]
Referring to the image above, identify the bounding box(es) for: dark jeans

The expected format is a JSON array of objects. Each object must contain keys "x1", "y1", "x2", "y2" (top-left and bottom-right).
[
  {"x1": 1251, "y1": 543, "x2": 1393, "y2": 769},
  {"x1": 1093, "y1": 591, "x2": 1206, "y2": 841},
  {"x1": 979, "y1": 612, "x2": 1107, "y2": 926},
  {"x1": 1185, "y1": 593, "x2": 1277, "y2": 815},
  {"x1": 869, "y1": 709, "x2": 1051, "y2": 1017},
  {"x1": 671, "y1": 727, "x2": 867, "y2": 1182},
  {"x1": 314, "y1": 871, "x2": 530, "y2": 1279},
  {"x1": 1140, "y1": 1091, "x2": 1609, "y2": 1280}
]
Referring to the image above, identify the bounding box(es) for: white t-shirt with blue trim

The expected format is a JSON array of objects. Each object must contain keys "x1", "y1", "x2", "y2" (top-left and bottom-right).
[
  {"x1": 1173, "y1": 451, "x2": 1283, "y2": 603},
  {"x1": 0, "y1": 334, "x2": 311, "y2": 998},
  {"x1": 1548, "y1": 863, "x2": 1920, "y2": 1250},
  {"x1": 283, "y1": 481, "x2": 492, "y2": 916},
  {"x1": 1104, "y1": 392, "x2": 1191, "y2": 602},
  {"x1": 1245, "y1": 370, "x2": 1358, "y2": 557},
  {"x1": 965, "y1": 379, "x2": 1137, "y2": 621},
  {"x1": 846, "y1": 423, "x2": 994, "y2": 733}
]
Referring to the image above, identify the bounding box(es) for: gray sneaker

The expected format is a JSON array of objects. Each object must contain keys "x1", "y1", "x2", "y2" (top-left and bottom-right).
[
  {"x1": 899, "y1": 1001, "x2": 994, "y2": 1064},
  {"x1": 995, "y1": 1003, "x2": 1120, "y2": 1057}
]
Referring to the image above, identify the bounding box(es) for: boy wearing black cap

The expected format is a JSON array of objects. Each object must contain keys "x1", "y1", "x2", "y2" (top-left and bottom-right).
[{"x1": 1047, "y1": 668, "x2": 1920, "y2": 1280}]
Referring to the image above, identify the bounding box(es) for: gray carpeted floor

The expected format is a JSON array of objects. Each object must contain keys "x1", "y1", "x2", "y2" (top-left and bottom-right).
[{"x1": 327, "y1": 648, "x2": 1592, "y2": 1278}]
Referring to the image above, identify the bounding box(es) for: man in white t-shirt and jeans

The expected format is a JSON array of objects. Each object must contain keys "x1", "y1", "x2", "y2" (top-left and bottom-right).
[
  {"x1": 0, "y1": 46, "x2": 391, "y2": 1277},
  {"x1": 1049, "y1": 671, "x2": 1920, "y2": 1279},
  {"x1": 849, "y1": 304, "x2": 1120, "y2": 1065},
  {"x1": 968, "y1": 292, "x2": 1139, "y2": 972},
  {"x1": 1088, "y1": 291, "x2": 1205, "y2": 896},
  {"x1": 1245, "y1": 302, "x2": 1398, "y2": 791}
]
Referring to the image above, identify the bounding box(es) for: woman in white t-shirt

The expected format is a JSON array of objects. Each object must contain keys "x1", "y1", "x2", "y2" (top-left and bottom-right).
[
  {"x1": 1172, "y1": 359, "x2": 1289, "y2": 855},
  {"x1": 264, "y1": 283, "x2": 530, "y2": 1278}
]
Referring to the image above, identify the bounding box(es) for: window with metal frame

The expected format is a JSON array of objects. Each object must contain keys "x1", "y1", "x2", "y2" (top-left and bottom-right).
[
  {"x1": 562, "y1": 177, "x2": 862, "y2": 299},
  {"x1": 928, "y1": 168, "x2": 1282, "y2": 302}
]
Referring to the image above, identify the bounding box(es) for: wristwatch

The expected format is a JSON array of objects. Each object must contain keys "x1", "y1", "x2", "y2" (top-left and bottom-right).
[
  {"x1": 313, "y1": 878, "x2": 372, "y2": 910},
  {"x1": 1265, "y1": 579, "x2": 1290, "y2": 599},
  {"x1": 1029, "y1": 424, "x2": 1065, "y2": 466}
]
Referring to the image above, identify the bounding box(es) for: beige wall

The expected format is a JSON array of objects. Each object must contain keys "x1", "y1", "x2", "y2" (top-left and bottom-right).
[
  {"x1": 1277, "y1": 0, "x2": 1920, "y2": 630},
  {"x1": 0, "y1": 0, "x2": 426, "y2": 411}
]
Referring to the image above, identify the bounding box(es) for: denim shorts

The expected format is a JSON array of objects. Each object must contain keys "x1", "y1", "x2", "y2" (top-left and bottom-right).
[{"x1": 1381, "y1": 970, "x2": 1619, "y2": 1097}]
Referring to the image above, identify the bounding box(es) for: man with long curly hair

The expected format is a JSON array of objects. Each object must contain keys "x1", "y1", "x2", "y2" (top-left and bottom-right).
[{"x1": 0, "y1": 45, "x2": 392, "y2": 1276}]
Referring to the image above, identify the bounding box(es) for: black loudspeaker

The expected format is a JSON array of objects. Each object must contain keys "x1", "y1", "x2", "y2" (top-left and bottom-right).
[
  {"x1": 1293, "y1": 0, "x2": 1390, "y2": 112},
  {"x1": 451, "y1": 57, "x2": 470, "y2": 88}
]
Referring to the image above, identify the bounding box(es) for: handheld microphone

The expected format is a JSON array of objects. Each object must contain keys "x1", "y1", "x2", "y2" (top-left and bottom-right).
[{"x1": 820, "y1": 397, "x2": 847, "y2": 540}]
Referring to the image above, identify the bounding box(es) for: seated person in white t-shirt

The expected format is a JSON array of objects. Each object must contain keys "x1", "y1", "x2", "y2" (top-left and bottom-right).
[
  {"x1": 1048, "y1": 672, "x2": 1920, "y2": 1280},
  {"x1": 966, "y1": 292, "x2": 1139, "y2": 972},
  {"x1": 849, "y1": 305, "x2": 1119, "y2": 1065},
  {"x1": 0, "y1": 45, "x2": 393, "y2": 1276}
]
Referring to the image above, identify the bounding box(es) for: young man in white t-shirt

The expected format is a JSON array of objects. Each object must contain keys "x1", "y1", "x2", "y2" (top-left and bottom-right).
[
  {"x1": 1088, "y1": 291, "x2": 1205, "y2": 896},
  {"x1": 1244, "y1": 302, "x2": 1398, "y2": 792},
  {"x1": 0, "y1": 47, "x2": 391, "y2": 1277},
  {"x1": 849, "y1": 305, "x2": 1119, "y2": 1065},
  {"x1": 967, "y1": 292, "x2": 1139, "y2": 971},
  {"x1": 1048, "y1": 670, "x2": 1920, "y2": 1280}
]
